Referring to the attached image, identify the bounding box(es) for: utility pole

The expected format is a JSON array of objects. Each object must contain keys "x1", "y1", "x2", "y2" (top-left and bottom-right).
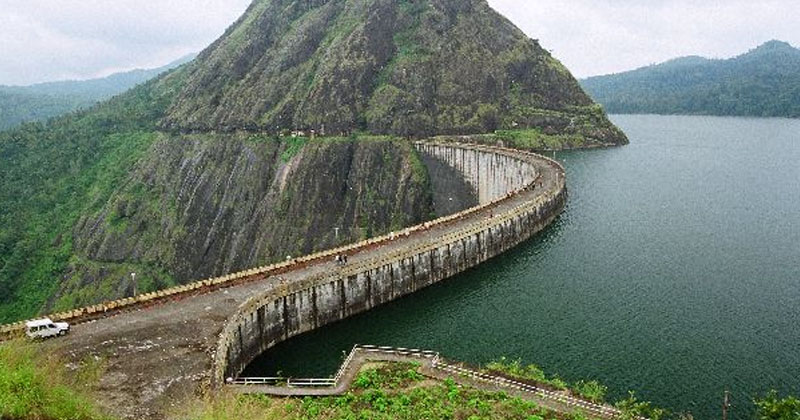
[
  {"x1": 722, "y1": 390, "x2": 731, "y2": 420},
  {"x1": 131, "y1": 272, "x2": 137, "y2": 297}
]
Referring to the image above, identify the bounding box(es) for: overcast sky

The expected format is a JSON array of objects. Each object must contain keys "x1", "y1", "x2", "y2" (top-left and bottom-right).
[{"x1": 1, "y1": 0, "x2": 798, "y2": 85}]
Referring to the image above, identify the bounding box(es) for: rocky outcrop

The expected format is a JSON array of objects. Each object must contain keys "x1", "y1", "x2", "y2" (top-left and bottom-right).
[
  {"x1": 160, "y1": 0, "x2": 626, "y2": 145},
  {"x1": 0, "y1": 0, "x2": 627, "y2": 321},
  {"x1": 53, "y1": 136, "x2": 433, "y2": 308}
]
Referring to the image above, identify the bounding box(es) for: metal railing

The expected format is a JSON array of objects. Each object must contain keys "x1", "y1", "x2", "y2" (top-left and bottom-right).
[
  {"x1": 231, "y1": 345, "x2": 438, "y2": 388},
  {"x1": 229, "y1": 377, "x2": 337, "y2": 387},
  {"x1": 230, "y1": 377, "x2": 283, "y2": 386},
  {"x1": 433, "y1": 362, "x2": 623, "y2": 419},
  {"x1": 229, "y1": 344, "x2": 630, "y2": 419}
]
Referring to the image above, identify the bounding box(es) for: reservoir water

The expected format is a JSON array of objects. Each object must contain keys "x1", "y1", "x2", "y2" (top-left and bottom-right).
[{"x1": 244, "y1": 115, "x2": 800, "y2": 419}]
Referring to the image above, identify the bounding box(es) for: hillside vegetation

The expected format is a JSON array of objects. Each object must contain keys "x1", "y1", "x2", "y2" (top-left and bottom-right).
[
  {"x1": 0, "y1": 0, "x2": 624, "y2": 323},
  {"x1": 3, "y1": 339, "x2": 798, "y2": 420},
  {"x1": 0, "y1": 55, "x2": 194, "y2": 131},
  {"x1": 0, "y1": 341, "x2": 108, "y2": 420},
  {"x1": 163, "y1": 0, "x2": 626, "y2": 144},
  {"x1": 581, "y1": 41, "x2": 800, "y2": 118}
]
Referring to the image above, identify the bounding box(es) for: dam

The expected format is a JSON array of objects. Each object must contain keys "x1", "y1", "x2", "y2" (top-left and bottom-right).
[{"x1": 0, "y1": 140, "x2": 566, "y2": 419}]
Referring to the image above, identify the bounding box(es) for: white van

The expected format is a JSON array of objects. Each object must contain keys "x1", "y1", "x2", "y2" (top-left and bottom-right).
[{"x1": 25, "y1": 318, "x2": 70, "y2": 340}]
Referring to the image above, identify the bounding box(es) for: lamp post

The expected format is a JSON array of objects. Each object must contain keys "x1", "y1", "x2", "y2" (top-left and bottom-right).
[
  {"x1": 131, "y1": 272, "x2": 137, "y2": 297},
  {"x1": 722, "y1": 390, "x2": 730, "y2": 420}
]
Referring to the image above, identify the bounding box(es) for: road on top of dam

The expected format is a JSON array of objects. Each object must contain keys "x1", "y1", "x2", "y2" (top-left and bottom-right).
[{"x1": 39, "y1": 148, "x2": 562, "y2": 420}]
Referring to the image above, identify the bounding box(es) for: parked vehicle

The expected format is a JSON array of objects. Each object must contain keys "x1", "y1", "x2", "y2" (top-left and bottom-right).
[{"x1": 25, "y1": 318, "x2": 70, "y2": 340}]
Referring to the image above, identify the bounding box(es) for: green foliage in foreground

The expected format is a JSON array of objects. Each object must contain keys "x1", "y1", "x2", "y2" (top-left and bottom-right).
[
  {"x1": 180, "y1": 363, "x2": 580, "y2": 420},
  {"x1": 485, "y1": 357, "x2": 606, "y2": 403},
  {"x1": 0, "y1": 341, "x2": 108, "y2": 420},
  {"x1": 754, "y1": 391, "x2": 800, "y2": 420},
  {"x1": 614, "y1": 391, "x2": 669, "y2": 420},
  {"x1": 2, "y1": 343, "x2": 798, "y2": 420}
]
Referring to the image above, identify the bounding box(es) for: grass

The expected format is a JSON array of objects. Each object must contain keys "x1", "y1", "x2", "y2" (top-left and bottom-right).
[
  {"x1": 4, "y1": 344, "x2": 796, "y2": 420},
  {"x1": 487, "y1": 129, "x2": 586, "y2": 151},
  {"x1": 280, "y1": 136, "x2": 309, "y2": 162},
  {"x1": 177, "y1": 363, "x2": 579, "y2": 420},
  {"x1": 0, "y1": 340, "x2": 109, "y2": 420},
  {"x1": 485, "y1": 357, "x2": 571, "y2": 392}
]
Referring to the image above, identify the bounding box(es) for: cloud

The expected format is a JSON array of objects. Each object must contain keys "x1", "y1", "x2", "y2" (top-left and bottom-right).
[
  {"x1": 0, "y1": 0, "x2": 251, "y2": 85},
  {"x1": 488, "y1": 0, "x2": 800, "y2": 77},
  {"x1": 0, "y1": 0, "x2": 798, "y2": 84}
]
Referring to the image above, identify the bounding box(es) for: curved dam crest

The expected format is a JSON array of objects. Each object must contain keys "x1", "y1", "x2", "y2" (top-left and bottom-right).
[
  {"x1": 216, "y1": 142, "x2": 557, "y2": 382},
  {"x1": 3, "y1": 141, "x2": 566, "y2": 419}
]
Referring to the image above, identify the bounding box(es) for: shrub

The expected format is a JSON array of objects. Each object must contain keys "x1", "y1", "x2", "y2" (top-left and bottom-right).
[
  {"x1": 573, "y1": 380, "x2": 608, "y2": 403},
  {"x1": 754, "y1": 391, "x2": 800, "y2": 420},
  {"x1": 0, "y1": 340, "x2": 108, "y2": 420}
]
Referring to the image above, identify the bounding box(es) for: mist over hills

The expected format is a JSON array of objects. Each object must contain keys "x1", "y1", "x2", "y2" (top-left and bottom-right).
[
  {"x1": 0, "y1": 54, "x2": 196, "y2": 130},
  {"x1": 581, "y1": 41, "x2": 800, "y2": 118}
]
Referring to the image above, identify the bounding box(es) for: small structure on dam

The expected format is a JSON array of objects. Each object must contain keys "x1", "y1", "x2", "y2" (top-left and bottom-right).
[{"x1": 0, "y1": 140, "x2": 567, "y2": 420}]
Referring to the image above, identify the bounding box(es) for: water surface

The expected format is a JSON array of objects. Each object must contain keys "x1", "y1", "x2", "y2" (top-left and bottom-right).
[{"x1": 245, "y1": 115, "x2": 800, "y2": 419}]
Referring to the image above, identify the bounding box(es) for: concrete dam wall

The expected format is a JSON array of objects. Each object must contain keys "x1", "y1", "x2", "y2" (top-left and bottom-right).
[
  {"x1": 215, "y1": 141, "x2": 567, "y2": 382},
  {"x1": 0, "y1": 141, "x2": 567, "y2": 418},
  {"x1": 418, "y1": 143, "x2": 540, "y2": 205}
]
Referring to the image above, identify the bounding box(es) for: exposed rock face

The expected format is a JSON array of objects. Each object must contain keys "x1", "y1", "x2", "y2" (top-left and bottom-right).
[
  {"x1": 161, "y1": 0, "x2": 625, "y2": 144},
  {"x1": 0, "y1": 0, "x2": 627, "y2": 320},
  {"x1": 53, "y1": 136, "x2": 433, "y2": 308}
]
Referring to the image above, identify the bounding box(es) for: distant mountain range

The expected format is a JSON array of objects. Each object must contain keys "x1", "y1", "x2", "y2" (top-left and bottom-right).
[
  {"x1": 0, "y1": 54, "x2": 196, "y2": 130},
  {"x1": 581, "y1": 41, "x2": 800, "y2": 118}
]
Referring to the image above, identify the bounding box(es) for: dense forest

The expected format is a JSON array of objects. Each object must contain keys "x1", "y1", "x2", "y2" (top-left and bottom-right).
[
  {"x1": 581, "y1": 41, "x2": 800, "y2": 118},
  {"x1": 0, "y1": 55, "x2": 194, "y2": 130}
]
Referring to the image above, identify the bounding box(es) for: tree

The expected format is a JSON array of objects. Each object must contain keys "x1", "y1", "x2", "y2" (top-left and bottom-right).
[{"x1": 755, "y1": 391, "x2": 800, "y2": 420}]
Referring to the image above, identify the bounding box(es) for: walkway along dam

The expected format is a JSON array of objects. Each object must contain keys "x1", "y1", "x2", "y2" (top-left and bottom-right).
[{"x1": 1, "y1": 140, "x2": 567, "y2": 419}]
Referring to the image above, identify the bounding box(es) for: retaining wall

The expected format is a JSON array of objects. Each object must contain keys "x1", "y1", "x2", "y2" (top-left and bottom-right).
[{"x1": 214, "y1": 142, "x2": 567, "y2": 383}]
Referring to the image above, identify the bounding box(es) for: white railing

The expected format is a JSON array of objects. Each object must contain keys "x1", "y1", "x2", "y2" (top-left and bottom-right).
[
  {"x1": 358, "y1": 344, "x2": 440, "y2": 359},
  {"x1": 232, "y1": 345, "x2": 437, "y2": 388},
  {"x1": 433, "y1": 362, "x2": 623, "y2": 419},
  {"x1": 230, "y1": 344, "x2": 634, "y2": 419},
  {"x1": 287, "y1": 378, "x2": 337, "y2": 387},
  {"x1": 229, "y1": 377, "x2": 284, "y2": 385}
]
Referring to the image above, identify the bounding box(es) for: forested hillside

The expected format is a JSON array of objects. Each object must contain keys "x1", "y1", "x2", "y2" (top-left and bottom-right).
[
  {"x1": 581, "y1": 41, "x2": 800, "y2": 118},
  {"x1": 0, "y1": 55, "x2": 194, "y2": 130},
  {"x1": 0, "y1": 0, "x2": 625, "y2": 323}
]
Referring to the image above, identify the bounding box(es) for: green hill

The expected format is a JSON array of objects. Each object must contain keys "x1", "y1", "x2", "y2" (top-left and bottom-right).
[
  {"x1": 0, "y1": 55, "x2": 195, "y2": 130},
  {"x1": 581, "y1": 40, "x2": 800, "y2": 118},
  {"x1": 0, "y1": 0, "x2": 625, "y2": 323}
]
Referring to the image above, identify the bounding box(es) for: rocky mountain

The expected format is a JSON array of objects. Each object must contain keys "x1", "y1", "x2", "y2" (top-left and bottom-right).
[
  {"x1": 163, "y1": 0, "x2": 626, "y2": 144},
  {"x1": 0, "y1": 55, "x2": 196, "y2": 131},
  {"x1": 0, "y1": 0, "x2": 624, "y2": 322},
  {"x1": 581, "y1": 40, "x2": 800, "y2": 118}
]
